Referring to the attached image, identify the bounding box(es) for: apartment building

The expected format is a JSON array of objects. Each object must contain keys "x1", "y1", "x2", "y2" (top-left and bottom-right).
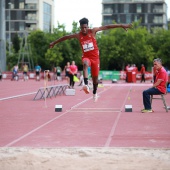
[
  {"x1": 5, "y1": 0, "x2": 54, "y2": 40},
  {"x1": 0, "y1": 0, "x2": 6, "y2": 71},
  {"x1": 102, "y1": 0, "x2": 168, "y2": 31}
]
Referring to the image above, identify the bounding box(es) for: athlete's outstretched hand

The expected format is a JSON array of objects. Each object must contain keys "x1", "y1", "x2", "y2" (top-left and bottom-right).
[
  {"x1": 122, "y1": 24, "x2": 132, "y2": 31},
  {"x1": 49, "y1": 42, "x2": 54, "y2": 49}
]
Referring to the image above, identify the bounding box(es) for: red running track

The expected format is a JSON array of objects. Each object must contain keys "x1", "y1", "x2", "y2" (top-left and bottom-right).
[{"x1": 0, "y1": 79, "x2": 170, "y2": 148}]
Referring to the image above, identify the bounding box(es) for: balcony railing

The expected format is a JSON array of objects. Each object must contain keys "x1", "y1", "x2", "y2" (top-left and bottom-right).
[
  {"x1": 25, "y1": 16, "x2": 37, "y2": 20},
  {"x1": 25, "y1": 5, "x2": 37, "y2": 10},
  {"x1": 25, "y1": 26, "x2": 37, "y2": 31},
  {"x1": 102, "y1": 0, "x2": 165, "y2": 3},
  {"x1": 153, "y1": 9, "x2": 163, "y2": 13}
]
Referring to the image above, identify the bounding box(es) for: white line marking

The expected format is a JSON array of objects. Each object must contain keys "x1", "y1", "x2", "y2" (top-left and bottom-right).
[
  {"x1": 4, "y1": 110, "x2": 70, "y2": 147},
  {"x1": 0, "y1": 92, "x2": 37, "y2": 101},
  {"x1": 70, "y1": 86, "x2": 112, "y2": 109},
  {"x1": 72, "y1": 108, "x2": 120, "y2": 110},
  {"x1": 103, "y1": 83, "x2": 152, "y2": 87},
  {"x1": 104, "y1": 86, "x2": 132, "y2": 147},
  {"x1": 4, "y1": 87, "x2": 112, "y2": 147},
  {"x1": 69, "y1": 111, "x2": 120, "y2": 113}
]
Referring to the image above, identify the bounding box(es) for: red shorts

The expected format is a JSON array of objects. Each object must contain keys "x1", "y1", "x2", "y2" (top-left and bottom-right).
[{"x1": 82, "y1": 58, "x2": 100, "y2": 77}]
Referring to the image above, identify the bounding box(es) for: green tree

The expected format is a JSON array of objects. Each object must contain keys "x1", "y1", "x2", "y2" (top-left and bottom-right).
[
  {"x1": 28, "y1": 30, "x2": 49, "y2": 69},
  {"x1": 12, "y1": 33, "x2": 20, "y2": 53},
  {"x1": 24, "y1": 20, "x2": 170, "y2": 72},
  {"x1": 98, "y1": 21, "x2": 155, "y2": 71},
  {"x1": 46, "y1": 23, "x2": 82, "y2": 70},
  {"x1": 148, "y1": 28, "x2": 170, "y2": 69}
]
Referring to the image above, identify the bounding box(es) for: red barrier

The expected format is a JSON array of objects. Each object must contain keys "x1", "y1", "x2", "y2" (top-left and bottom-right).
[{"x1": 120, "y1": 71, "x2": 153, "y2": 81}]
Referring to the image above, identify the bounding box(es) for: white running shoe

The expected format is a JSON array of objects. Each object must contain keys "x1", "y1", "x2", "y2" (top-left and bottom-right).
[
  {"x1": 81, "y1": 85, "x2": 90, "y2": 94},
  {"x1": 93, "y1": 93, "x2": 99, "y2": 102}
]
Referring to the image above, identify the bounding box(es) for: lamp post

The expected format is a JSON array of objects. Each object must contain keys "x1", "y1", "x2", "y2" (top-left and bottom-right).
[{"x1": 8, "y1": 2, "x2": 12, "y2": 55}]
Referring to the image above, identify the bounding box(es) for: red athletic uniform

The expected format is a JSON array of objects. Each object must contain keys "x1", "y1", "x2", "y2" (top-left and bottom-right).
[
  {"x1": 155, "y1": 67, "x2": 168, "y2": 94},
  {"x1": 79, "y1": 29, "x2": 99, "y2": 77}
]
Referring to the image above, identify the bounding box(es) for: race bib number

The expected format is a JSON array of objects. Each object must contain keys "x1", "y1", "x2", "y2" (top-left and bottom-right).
[{"x1": 82, "y1": 41, "x2": 94, "y2": 52}]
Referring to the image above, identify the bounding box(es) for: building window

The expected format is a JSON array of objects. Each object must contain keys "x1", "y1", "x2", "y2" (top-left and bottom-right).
[
  {"x1": 103, "y1": 7, "x2": 113, "y2": 14},
  {"x1": 137, "y1": 4, "x2": 141, "y2": 13},
  {"x1": 153, "y1": 5, "x2": 163, "y2": 13},
  {"x1": 19, "y1": 2, "x2": 24, "y2": 9},
  {"x1": 6, "y1": 10, "x2": 10, "y2": 20},
  {"x1": 115, "y1": 4, "x2": 118, "y2": 13},
  {"x1": 17, "y1": 11, "x2": 24, "y2": 20},
  {"x1": 11, "y1": 22, "x2": 15, "y2": 31},
  {"x1": 145, "y1": 14, "x2": 148, "y2": 23},
  {"x1": 134, "y1": 15, "x2": 138, "y2": 22},
  {"x1": 104, "y1": 17, "x2": 112, "y2": 25},
  {"x1": 153, "y1": 16, "x2": 163, "y2": 24},
  {"x1": 25, "y1": 4, "x2": 36, "y2": 9},
  {"x1": 126, "y1": 14, "x2": 131, "y2": 23},
  {"x1": 19, "y1": 22, "x2": 25, "y2": 31},
  {"x1": 148, "y1": 4, "x2": 151, "y2": 13},
  {"x1": 43, "y1": 2, "x2": 52, "y2": 32},
  {"x1": 124, "y1": 4, "x2": 129, "y2": 13},
  {"x1": 9, "y1": 3, "x2": 14, "y2": 9},
  {"x1": 117, "y1": 14, "x2": 120, "y2": 23},
  {"x1": 26, "y1": 12, "x2": 36, "y2": 20}
]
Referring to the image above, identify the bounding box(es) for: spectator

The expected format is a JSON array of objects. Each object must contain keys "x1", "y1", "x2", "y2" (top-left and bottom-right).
[
  {"x1": 64, "y1": 62, "x2": 70, "y2": 85},
  {"x1": 125, "y1": 64, "x2": 130, "y2": 82},
  {"x1": 35, "y1": 64, "x2": 41, "y2": 81},
  {"x1": 11, "y1": 64, "x2": 19, "y2": 81},
  {"x1": 22, "y1": 63, "x2": 29, "y2": 81},
  {"x1": 132, "y1": 64, "x2": 138, "y2": 74},
  {"x1": 56, "y1": 66, "x2": 62, "y2": 81},
  {"x1": 78, "y1": 71, "x2": 84, "y2": 86},
  {"x1": 140, "y1": 64, "x2": 145, "y2": 83},
  {"x1": 0, "y1": 69, "x2": 2, "y2": 81},
  {"x1": 69, "y1": 61, "x2": 78, "y2": 88}
]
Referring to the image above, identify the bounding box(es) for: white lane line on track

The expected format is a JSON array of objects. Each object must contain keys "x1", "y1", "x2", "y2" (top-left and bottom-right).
[
  {"x1": 0, "y1": 92, "x2": 37, "y2": 101},
  {"x1": 69, "y1": 111, "x2": 120, "y2": 112},
  {"x1": 70, "y1": 107, "x2": 121, "y2": 112},
  {"x1": 104, "y1": 83, "x2": 152, "y2": 87},
  {"x1": 70, "y1": 86, "x2": 112, "y2": 110},
  {"x1": 4, "y1": 110, "x2": 71, "y2": 147},
  {"x1": 0, "y1": 83, "x2": 151, "y2": 101},
  {"x1": 4, "y1": 86, "x2": 112, "y2": 147},
  {"x1": 72, "y1": 108, "x2": 120, "y2": 110},
  {"x1": 104, "y1": 86, "x2": 132, "y2": 147}
]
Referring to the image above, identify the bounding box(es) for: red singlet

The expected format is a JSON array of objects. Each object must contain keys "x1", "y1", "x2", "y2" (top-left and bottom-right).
[{"x1": 79, "y1": 29, "x2": 100, "y2": 77}]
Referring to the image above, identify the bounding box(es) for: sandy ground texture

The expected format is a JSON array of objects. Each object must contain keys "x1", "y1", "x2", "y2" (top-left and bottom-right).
[{"x1": 0, "y1": 148, "x2": 170, "y2": 170}]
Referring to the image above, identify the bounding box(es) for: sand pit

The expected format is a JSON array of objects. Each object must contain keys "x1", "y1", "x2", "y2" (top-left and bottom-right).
[{"x1": 0, "y1": 147, "x2": 170, "y2": 170}]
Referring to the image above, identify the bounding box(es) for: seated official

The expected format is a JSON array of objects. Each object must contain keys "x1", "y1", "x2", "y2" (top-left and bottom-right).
[{"x1": 141, "y1": 58, "x2": 167, "y2": 113}]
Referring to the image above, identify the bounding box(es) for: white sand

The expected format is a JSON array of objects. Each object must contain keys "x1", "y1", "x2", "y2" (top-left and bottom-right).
[{"x1": 0, "y1": 148, "x2": 170, "y2": 170}]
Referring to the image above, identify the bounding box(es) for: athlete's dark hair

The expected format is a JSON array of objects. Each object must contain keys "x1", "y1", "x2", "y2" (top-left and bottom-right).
[{"x1": 79, "y1": 18, "x2": 89, "y2": 25}]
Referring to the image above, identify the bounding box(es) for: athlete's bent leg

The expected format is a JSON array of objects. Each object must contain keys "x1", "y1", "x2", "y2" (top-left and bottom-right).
[
  {"x1": 83, "y1": 60, "x2": 89, "y2": 85},
  {"x1": 92, "y1": 76, "x2": 98, "y2": 94},
  {"x1": 82, "y1": 59, "x2": 91, "y2": 94},
  {"x1": 90, "y1": 59, "x2": 99, "y2": 95}
]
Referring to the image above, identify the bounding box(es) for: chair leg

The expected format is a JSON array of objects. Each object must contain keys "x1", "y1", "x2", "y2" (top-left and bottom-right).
[{"x1": 161, "y1": 95, "x2": 168, "y2": 112}]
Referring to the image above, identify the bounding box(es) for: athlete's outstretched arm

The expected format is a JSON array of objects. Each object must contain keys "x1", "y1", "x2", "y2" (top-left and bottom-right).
[
  {"x1": 93, "y1": 23, "x2": 132, "y2": 33},
  {"x1": 49, "y1": 33, "x2": 78, "y2": 48}
]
